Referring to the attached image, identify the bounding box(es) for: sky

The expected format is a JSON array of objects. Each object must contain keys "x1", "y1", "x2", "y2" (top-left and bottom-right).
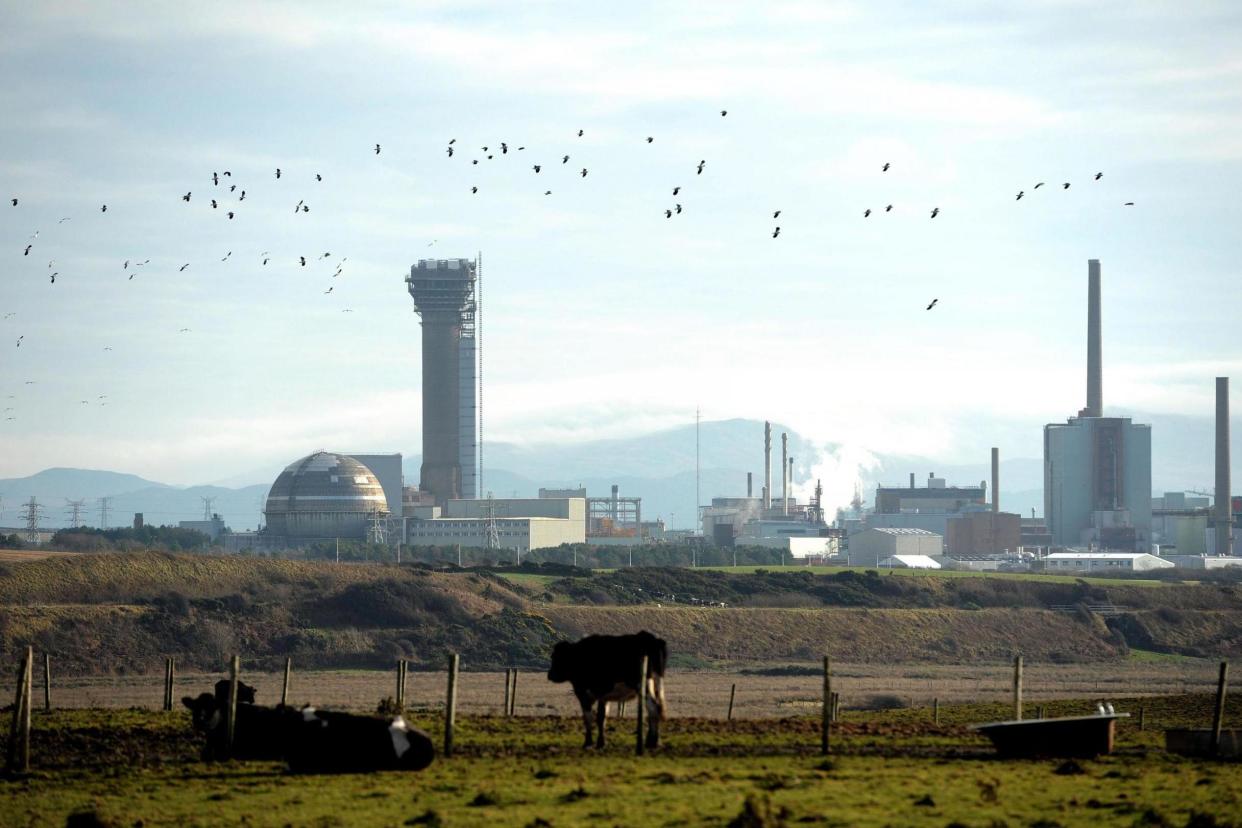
[{"x1": 1, "y1": 0, "x2": 1240, "y2": 505}]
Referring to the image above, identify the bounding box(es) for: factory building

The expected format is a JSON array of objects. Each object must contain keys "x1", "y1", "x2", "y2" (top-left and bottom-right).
[
  {"x1": 1043, "y1": 551, "x2": 1174, "y2": 573},
  {"x1": 406, "y1": 258, "x2": 479, "y2": 506},
  {"x1": 1044, "y1": 260, "x2": 1153, "y2": 551},
  {"x1": 264, "y1": 452, "x2": 389, "y2": 543},
  {"x1": 401, "y1": 497, "x2": 585, "y2": 553},
  {"x1": 848, "y1": 527, "x2": 943, "y2": 567}
]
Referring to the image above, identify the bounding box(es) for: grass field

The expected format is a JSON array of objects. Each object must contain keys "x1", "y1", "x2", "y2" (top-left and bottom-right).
[{"x1": 1, "y1": 694, "x2": 1240, "y2": 827}]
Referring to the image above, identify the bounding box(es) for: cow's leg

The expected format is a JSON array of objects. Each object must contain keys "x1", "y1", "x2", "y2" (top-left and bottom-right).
[
  {"x1": 579, "y1": 697, "x2": 594, "y2": 748},
  {"x1": 645, "y1": 676, "x2": 665, "y2": 749},
  {"x1": 595, "y1": 699, "x2": 607, "y2": 749}
]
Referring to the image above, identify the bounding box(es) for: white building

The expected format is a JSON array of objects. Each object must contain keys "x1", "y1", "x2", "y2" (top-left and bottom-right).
[
  {"x1": 401, "y1": 497, "x2": 585, "y2": 554},
  {"x1": 1043, "y1": 551, "x2": 1174, "y2": 573},
  {"x1": 878, "y1": 554, "x2": 942, "y2": 570},
  {"x1": 848, "y1": 527, "x2": 943, "y2": 567}
]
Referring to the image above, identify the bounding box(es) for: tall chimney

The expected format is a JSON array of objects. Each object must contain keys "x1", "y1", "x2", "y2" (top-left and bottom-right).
[
  {"x1": 1086, "y1": 259, "x2": 1103, "y2": 418},
  {"x1": 781, "y1": 432, "x2": 789, "y2": 516},
  {"x1": 991, "y1": 447, "x2": 1000, "y2": 514},
  {"x1": 747, "y1": 472, "x2": 753, "y2": 499},
  {"x1": 763, "y1": 422, "x2": 772, "y2": 511},
  {"x1": 1217, "y1": 377, "x2": 1232, "y2": 556},
  {"x1": 909, "y1": 472, "x2": 915, "y2": 489},
  {"x1": 789, "y1": 457, "x2": 795, "y2": 511}
]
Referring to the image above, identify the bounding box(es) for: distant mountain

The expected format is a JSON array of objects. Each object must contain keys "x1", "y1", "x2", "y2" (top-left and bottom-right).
[{"x1": 0, "y1": 468, "x2": 167, "y2": 503}]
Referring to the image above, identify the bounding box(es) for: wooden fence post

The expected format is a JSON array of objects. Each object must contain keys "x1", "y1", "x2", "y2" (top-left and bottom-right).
[
  {"x1": 832, "y1": 692, "x2": 841, "y2": 723},
  {"x1": 6, "y1": 647, "x2": 31, "y2": 773},
  {"x1": 1139, "y1": 705, "x2": 1146, "y2": 731},
  {"x1": 933, "y1": 697, "x2": 939, "y2": 725},
  {"x1": 281, "y1": 657, "x2": 291, "y2": 707},
  {"x1": 169, "y1": 657, "x2": 176, "y2": 712},
  {"x1": 226, "y1": 655, "x2": 240, "y2": 758},
  {"x1": 444, "y1": 653, "x2": 459, "y2": 758},
  {"x1": 19, "y1": 647, "x2": 31, "y2": 772},
  {"x1": 636, "y1": 655, "x2": 648, "y2": 756},
  {"x1": 1013, "y1": 655, "x2": 1023, "y2": 721},
  {"x1": 821, "y1": 656, "x2": 832, "y2": 755},
  {"x1": 510, "y1": 669, "x2": 518, "y2": 717},
  {"x1": 42, "y1": 653, "x2": 51, "y2": 712},
  {"x1": 727, "y1": 683, "x2": 736, "y2": 721},
  {"x1": 1211, "y1": 661, "x2": 1229, "y2": 757},
  {"x1": 396, "y1": 660, "x2": 406, "y2": 709},
  {"x1": 503, "y1": 668, "x2": 511, "y2": 717}
]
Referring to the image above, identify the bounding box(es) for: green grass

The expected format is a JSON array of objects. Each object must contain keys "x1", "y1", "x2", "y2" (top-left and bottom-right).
[
  {"x1": 492, "y1": 572, "x2": 561, "y2": 587},
  {"x1": 3, "y1": 695, "x2": 1241, "y2": 827}
]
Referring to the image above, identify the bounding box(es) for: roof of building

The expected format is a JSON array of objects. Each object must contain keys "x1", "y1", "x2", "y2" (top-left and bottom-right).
[
  {"x1": 265, "y1": 452, "x2": 389, "y2": 515},
  {"x1": 1046, "y1": 552, "x2": 1155, "y2": 560},
  {"x1": 865, "y1": 527, "x2": 941, "y2": 536},
  {"x1": 879, "y1": 554, "x2": 942, "y2": 569}
]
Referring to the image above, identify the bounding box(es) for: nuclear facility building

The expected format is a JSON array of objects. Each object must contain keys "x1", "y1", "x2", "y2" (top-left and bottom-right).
[
  {"x1": 406, "y1": 258, "x2": 479, "y2": 505},
  {"x1": 1044, "y1": 260, "x2": 1153, "y2": 551}
]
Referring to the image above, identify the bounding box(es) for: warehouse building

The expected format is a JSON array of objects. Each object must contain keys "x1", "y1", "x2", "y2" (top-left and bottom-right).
[
  {"x1": 1042, "y1": 551, "x2": 1174, "y2": 573},
  {"x1": 402, "y1": 497, "x2": 585, "y2": 554},
  {"x1": 847, "y1": 527, "x2": 943, "y2": 567}
]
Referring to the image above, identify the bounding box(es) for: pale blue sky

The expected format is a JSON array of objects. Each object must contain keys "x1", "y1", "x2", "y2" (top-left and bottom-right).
[{"x1": 1, "y1": 1, "x2": 1240, "y2": 508}]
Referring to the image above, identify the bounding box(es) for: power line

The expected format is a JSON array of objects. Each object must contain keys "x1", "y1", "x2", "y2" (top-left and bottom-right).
[
  {"x1": 97, "y1": 496, "x2": 111, "y2": 530},
  {"x1": 64, "y1": 498, "x2": 87, "y2": 528}
]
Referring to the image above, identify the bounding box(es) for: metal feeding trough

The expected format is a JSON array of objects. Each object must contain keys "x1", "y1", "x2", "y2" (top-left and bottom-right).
[{"x1": 970, "y1": 713, "x2": 1129, "y2": 758}]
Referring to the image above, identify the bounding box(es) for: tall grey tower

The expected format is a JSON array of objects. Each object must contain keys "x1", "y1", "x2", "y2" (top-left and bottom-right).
[
  {"x1": 1086, "y1": 259, "x2": 1102, "y2": 418},
  {"x1": 406, "y1": 258, "x2": 478, "y2": 506}
]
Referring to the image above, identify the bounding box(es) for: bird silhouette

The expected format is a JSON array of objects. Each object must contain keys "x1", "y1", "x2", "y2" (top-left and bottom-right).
[
  {"x1": 471, "y1": 186, "x2": 478, "y2": 194},
  {"x1": 926, "y1": 299, "x2": 938, "y2": 310},
  {"x1": 1062, "y1": 182, "x2": 1071, "y2": 189},
  {"x1": 864, "y1": 209, "x2": 871, "y2": 218},
  {"x1": 1016, "y1": 191, "x2": 1024, "y2": 200},
  {"x1": 773, "y1": 210, "x2": 781, "y2": 218},
  {"x1": 472, "y1": 160, "x2": 479, "y2": 165},
  {"x1": 222, "y1": 171, "x2": 231, "y2": 177},
  {"x1": 316, "y1": 173, "x2": 323, "y2": 181},
  {"x1": 562, "y1": 155, "x2": 570, "y2": 164},
  {"x1": 179, "y1": 264, "x2": 189, "y2": 272},
  {"x1": 211, "y1": 199, "x2": 218, "y2": 209},
  {"x1": 57, "y1": 217, "x2": 70, "y2": 224},
  {"x1": 262, "y1": 257, "x2": 270, "y2": 265},
  {"x1": 275, "y1": 168, "x2": 282, "y2": 179},
  {"x1": 696, "y1": 161, "x2": 705, "y2": 174},
  {"x1": 772, "y1": 227, "x2": 781, "y2": 238},
  {"x1": 375, "y1": 143, "x2": 381, "y2": 154},
  {"x1": 183, "y1": 192, "x2": 191, "y2": 202},
  {"x1": 100, "y1": 204, "x2": 106, "y2": 212},
  {"x1": 675, "y1": 204, "x2": 682, "y2": 214},
  {"x1": 501, "y1": 143, "x2": 508, "y2": 154},
  {"x1": 1033, "y1": 182, "x2": 1045, "y2": 189},
  {"x1": 319, "y1": 252, "x2": 331, "y2": 259},
  {"x1": 179, "y1": 328, "x2": 190, "y2": 333},
  {"x1": 324, "y1": 286, "x2": 333, "y2": 294},
  {"x1": 239, "y1": 191, "x2": 245, "y2": 201},
  {"x1": 482, "y1": 146, "x2": 489, "y2": 152},
  {"x1": 212, "y1": 172, "x2": 219, "y2": 185},
  {"x1": 301, "y1": 205, "x2": 308, "y2": 213},
  {"x1": 665, "y1": 209, "x2": 672, "y2": 218},
  {"x1": 299, "y1": 256, "x2": 306, "y2": 266},
  {"x1": 930, "y1": 207, "x2": 940, "y2": 218},
  {"x1": 646, "y1": 137, "x2": 653, "y2": 143},
  {"x1": 544, "y1": 190, "x2": 552, "y2": 195},
  {"x1": 721, "y1": 110, "x2": 727, "y2": 116},
  {"x1": 9, "y1": 198, "x2": 15, "y2": 206},
  {"x1": 447, "y1": 147, "x2": 454, "y2": 157},
  {"x1": 50, "y1": 273, "x2": 56, "y2": 283},
  {"x1": 882, "y1": 162, "x2": 890, "y2": 172},
  {"x1": 23, "y1": 245, "x2": 31, "y2": 256},
  {"x1": 103, "y1": 347, "x2": 112, "y2": 351},
  {"x1": 673, "y1": 186, "x2": 681, "y2": 195},
  {"x1": 885, "y1": 204, "x2": 893, "y2": 212},
  {"x1": 533, "y1": 165, "x2": 541, "y2": 173},
  {"x1": 577, "y1": 129, "x2": 584, "y2": 137},
  {"x1": 227, "y1": 211, "x2": 234, "y2": 219},
  {"x1": 449, "y1": 139, "x2": 456, "y2": 145},
  {"x1": 1095, "y1": 172, "x2": 1103, "y2": 180},
  {"x1": 295, "y1": 200, "x2": 303, "y2": 213},
  {"x1": 1123, "y1": 202, "x2": 1135, "y2": 206},
  {"x1": 580, "y1": 169, "x2": 588, "y2": 178},
  {"x1": 342, "y1": 308, "x2": 354, "y2": 313},
  {"x1": 221, "y1": 252, "x2": 232, "y2": 262}
]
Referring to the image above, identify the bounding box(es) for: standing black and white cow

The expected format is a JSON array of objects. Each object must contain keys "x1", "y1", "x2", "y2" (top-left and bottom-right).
[{"x1": 547, "y1": 631, "x2": 667, "y2": 749}]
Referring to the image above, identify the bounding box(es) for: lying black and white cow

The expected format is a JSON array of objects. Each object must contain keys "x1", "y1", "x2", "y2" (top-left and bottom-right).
[
  {"x1": 547, "y1": 630, "x2": 667, "y2": 749},
  {"x1": 181, "y1": 693, "x2": 434, "y2": 772}
]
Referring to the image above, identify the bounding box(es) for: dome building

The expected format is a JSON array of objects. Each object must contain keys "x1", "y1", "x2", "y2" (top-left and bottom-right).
[{"x1": 264, "y1": 452, "x2": 389, "y2": 542}]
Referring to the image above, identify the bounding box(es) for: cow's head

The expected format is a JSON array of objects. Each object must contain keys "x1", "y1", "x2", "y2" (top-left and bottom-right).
[
  {"x1": 182, "y1": 693, "x2": 223, "y2": 733},
  {"x1": 547, "y1": 641, "x2": 572, "y2": 683}
]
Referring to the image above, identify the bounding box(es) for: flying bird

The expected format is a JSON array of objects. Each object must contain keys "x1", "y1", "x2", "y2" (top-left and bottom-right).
[
  {"x1": 324, "y1": 286, "x2": 333, "y2": 294},
  {"x1": 562, "y1": 155, "x2": 569, "y2": 164},
  {"x1": 319, "y1": 252, "x2": 331, "y2": 259},
  {"x1": 23, "y1": 245, "x2": 31, "y2": 256},
  {"x1": 1062, "y1": 182, "x2": 1071, "y2": 189},
  {"x1": 471, "y1": 186, "x2": 478, "y2": 194},
  {"x1": 544, "y1": 190, "x2": 551, "y2": 195},
  {"x1": 447, "y1": 146, "x2": 454, "y2": 157},
  {"x1": 665, "y1": 209, "x2": 672, "y2": 218},
  {"x1": 646, "y1": 137, "x2": 653, "y2": 143},
  {"x1": 882, "y1": 162, "x2": 890, "y2": 172},
  {"x1": 1033, "y1": 182, "x2": 1045, "y2": 189},
  {"x1": 1123, "y1": 202, "x2": 1135, "y2": 206},
  {"x1": 696, "y1": 160, "x2": 705, "y2": 174},
  {"x1": 1016, "y1": 191, "x2": 1024, "y2": 200},
  {"x1": 100, "y1": 204, "x2": 106, "y2": 212},
  {"x1": 103, "y1": 347, "x2": 112, "y2": 351},
  {"x1": 227, "y1": 211, "x2": 234, "y2": 219},
  {"x1": 772, "y1": 227, "x2": 781, "y2": 238},
  {"x1": 926, "y1": 299, "x2": 938, "y2": 310},
  {"x1": 673, "y1": 186, "x2": 681, "y2": 195},
  {"x1": 580, "y1": 168, "x2": 588, "y2": 178},
  {"x1": 885, "y1": 205, "x2": 893, "y2": 212},
  {"x1": 533, "y1": 164, "x2": 541, "y2": 173},
  {"x1": 179, "y1": 328, "x2": 191, "y2": 333},
  {"x1": 221, "y1": 252, "x2": 232, "y2": 261},
  {"x1": 316, "y1": 173, "x2": 323, "y2": 181},
  {"x1": 930, "y1": 207, "x2": 940, "y2": 218},
  {"x1": 275, "y1": 168, "x2": 282, "y2": 179},
  {"x1": 57, "y1": 218, "x2": 70, "y2": 224},
  {"x1": 222, "y1": 171, "x2": 231, "y2": 177},
  {"x1": 863, "y1": 209, "x2": 871, "y2": 218},
  {"x1": 299, "y1": 256, "x2": 306, "y2": 266},
  {"x1": 577, "y1": 129, "x2": 584, "y2": 137},
  {"x1": 301, "y1": 205, "x2": 308, "y2": 212},
  {"x1": 720, "y1": 110, "x2": 727, "y2": 116},
  {"x1": 1095, "y1": 172, "x2": 1103, "y2": 180},
  {"x1": 773, "y1": 210, "x2": 781, "y2": 218},
  {"x1": 295, "y1": 200, "x2": 303, "y2": 213},
  {"x1": 212, "y1": 172, "x2": 219, "y2": 185},
  {"x1": 179, "y1": 264, "x2": 189, "y2": 271},
  {"x1": 375, "y1": 143, "x2": 381, "y2": 154},
  {"x1": 675, "y1": 204, "x2": 682, "y2": 214},
  {"x1": 342, "y1": 308, "x2": 354, "y2": 313},
  {"x1": 239, "y1": 191, "x2": 246, "y2": 201},
  {"x1": 15, "y1": 336, "x2": 22, "y2": 347},
  {"x1": 501, "y1": 142, "x2": 508, "y2": 154},
  {"x1": 50, "y1": 273, "x2": 57, "y2": 283},
  {"x1": 211, "y1": 199, "x2": 218, "y2": 209},
  {"x1": 9, "y1": 198, "x2": 15, "y2": 206},
  {"x1": 449, "y1": 138, "x2": 456, "y2": 145},
  {"x1": 183, "y1": 192, "x2": 191, "y2": 202}
]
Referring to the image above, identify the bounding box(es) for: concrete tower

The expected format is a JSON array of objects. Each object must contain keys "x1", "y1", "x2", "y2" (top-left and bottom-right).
[
  {"x1": 1086, "y1": 259, "x2": 1103, "y2": 418},
  {"x1": 763, "y1": 421, "x2": 772, "y2": 511},
  {"x1": 406, "y1": 258, "x2": 478, "y2": 506},
  {"x1": 1216, "y1": 377, "x2": 1232, "y2": 556}
]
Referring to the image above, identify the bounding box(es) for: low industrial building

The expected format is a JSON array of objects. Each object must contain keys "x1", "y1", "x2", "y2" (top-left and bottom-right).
[
  {"x1": 945, "y1": 511, "x2": 1022, "y2": 556},
  {"x1": 877, "y1": 554, "x2": 942, "y2": 570},
  {"x1": 1042, "y1": 551, "x2": 1174, "y2": 573},
  {"x1": 847, "y1": 527, "x2": 943, "y2": 567},
  {"x1": 1163, "y1": 555, "x2": 1242, "y2": 570},
  {"x1": 178, "y1": 515, "x2": 226, "y2": 540},
  {"x1": 401, "y1": 497, "x2": 585, "y2": 554}
]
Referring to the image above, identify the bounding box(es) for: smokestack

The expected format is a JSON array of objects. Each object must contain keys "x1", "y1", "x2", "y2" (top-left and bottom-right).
[
  {"x1": 1217, "y1": 377, "x2": 1232, "y2": 556},
  {"x1": 1086, "y1": 259, "x2": 1103, "y2": 417},
  {"x1": 763, "y1": 422, "x2": 772, "y2": 511},
  {"x1": 910, "y1": 472, "x2": 915, "y2": 489},
  {"x1": 747, "y1": 472, "x2": 753, "y2": 499},
  {"x1": 991, "y1": 447, "x2": 1000, "y2": 514},
  {"x1": 789, "y1": 457, "x2": 795, "y2": 511},
  {"x1": 781, "y1": 432, "x2": 789, "y2": 516}
]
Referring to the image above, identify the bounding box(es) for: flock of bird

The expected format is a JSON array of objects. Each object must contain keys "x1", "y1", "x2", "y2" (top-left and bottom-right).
[{"x1": 3, "y1": 107, "x2": 1139, "y2": 425}]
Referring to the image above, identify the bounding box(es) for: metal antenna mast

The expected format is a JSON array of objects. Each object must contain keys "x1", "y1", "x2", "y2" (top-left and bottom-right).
[
  {"x1": 201, "y1": 496, "x2": 216, "y2": 520},
  {"x1": 65, "y1": 498, "x2": 87, "y2": 528},
  {"x1": 367, "y1": 509, "x2": 388, "y2": 545},
  {"x1": 483, "y1": 492, "x2": 501, "y2": 552},
  {"x1": 22, "y1": 497, "x2": 44, "y2": 545},
  {"x1": 97, "y1": 497, "x2": 111, "y2": 530}
]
